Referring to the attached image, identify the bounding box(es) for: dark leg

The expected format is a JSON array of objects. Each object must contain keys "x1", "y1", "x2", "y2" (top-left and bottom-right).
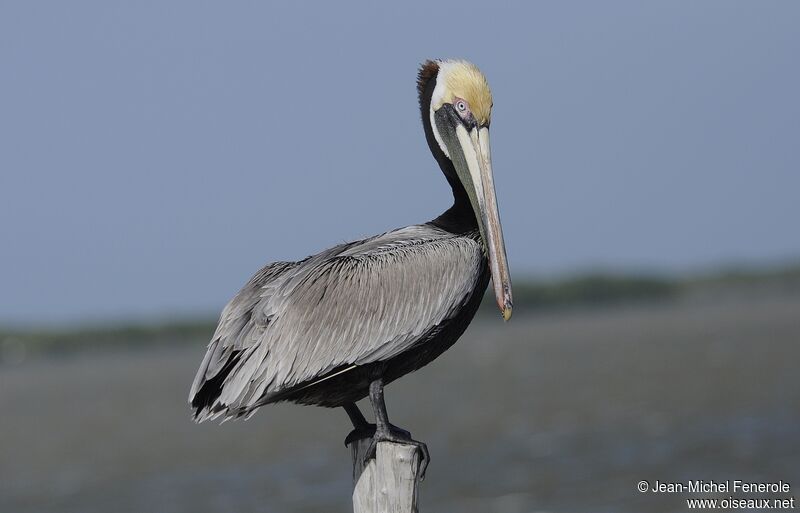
[
  {"x1": 343, "y1": 402, "x2": 375, "y2": 447},
  {"x1": 364, "y1": 378, "x2": 430, "y2": 479},
  {"x1": 343, "y1": 401, "x2": 412, "y2": 446},
  {"x1": 344, "y1": 402, "x2": 369, "y2": 428}
]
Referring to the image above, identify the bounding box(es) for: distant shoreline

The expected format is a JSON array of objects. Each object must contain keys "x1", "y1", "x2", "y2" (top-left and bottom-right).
[{"x1": 2, "y1": 261, "x2": 800, "y2": 362}]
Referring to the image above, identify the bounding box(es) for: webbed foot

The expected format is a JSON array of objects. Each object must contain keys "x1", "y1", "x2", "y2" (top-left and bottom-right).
[
  {"x1": 362, "y1": 425, "x2": 429, "y2": 480},
  {"x1": 344, "y1": 423, "x2": 411, "y2": 447}
]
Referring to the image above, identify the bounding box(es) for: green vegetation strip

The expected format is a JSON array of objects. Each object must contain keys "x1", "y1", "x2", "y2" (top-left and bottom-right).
[{"x1": 3, "y1": 262, "x2": 799, "y2": 359}]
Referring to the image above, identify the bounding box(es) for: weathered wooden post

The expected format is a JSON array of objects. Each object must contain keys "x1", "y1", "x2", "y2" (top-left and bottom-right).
[{"x1": 349, "y1": 438, "x2": 423, "y2": 513}]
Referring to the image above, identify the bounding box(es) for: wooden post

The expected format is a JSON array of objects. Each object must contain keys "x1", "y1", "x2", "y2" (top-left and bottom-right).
[{"x1": 349, "y1": 438, "x2": 422, "y2": 513}]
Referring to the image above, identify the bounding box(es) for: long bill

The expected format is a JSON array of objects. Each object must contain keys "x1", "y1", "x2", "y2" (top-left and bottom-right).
[{"x1": 454, "y1": 125, "x2": 513, "y2": 320}]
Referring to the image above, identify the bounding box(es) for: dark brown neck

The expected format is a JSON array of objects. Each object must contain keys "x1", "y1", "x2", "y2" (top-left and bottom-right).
[{"x1": 417, "y1": 62, "x2": 477, "y2": 234}]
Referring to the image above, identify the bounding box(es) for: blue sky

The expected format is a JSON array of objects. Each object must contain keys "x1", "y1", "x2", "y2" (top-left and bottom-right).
[{"x1": 1, "y1": 2, "x2": 798, "y2": 323}]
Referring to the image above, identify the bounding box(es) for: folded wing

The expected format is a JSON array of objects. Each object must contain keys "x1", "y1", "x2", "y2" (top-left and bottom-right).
[{"x1": 189, "y1": 225, "x2": 483, "y2": 421}]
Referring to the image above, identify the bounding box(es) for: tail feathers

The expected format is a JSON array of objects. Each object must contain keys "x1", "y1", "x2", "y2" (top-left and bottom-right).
[{"x1": 189, "y1": 350, "x2": 242, "y2": 422}]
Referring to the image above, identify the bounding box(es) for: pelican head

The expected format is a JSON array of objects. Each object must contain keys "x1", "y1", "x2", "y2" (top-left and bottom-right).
[{"x1": 418, "y1": 59, "x2": 513, "y2": 321}]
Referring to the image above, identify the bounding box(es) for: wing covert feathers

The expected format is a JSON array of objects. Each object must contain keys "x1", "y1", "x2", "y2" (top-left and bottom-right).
[{"x1": 189, "y1": 225, "x2": 482, "y2": 422}]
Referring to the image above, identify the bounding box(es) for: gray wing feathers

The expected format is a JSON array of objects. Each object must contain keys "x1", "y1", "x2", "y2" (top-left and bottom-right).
[
  {"x1": 188, "y1": 261, "x2": 297, "y2": 401},
  {"x1": 190, "y1": 225, "x2": 483, "y2": 420}
]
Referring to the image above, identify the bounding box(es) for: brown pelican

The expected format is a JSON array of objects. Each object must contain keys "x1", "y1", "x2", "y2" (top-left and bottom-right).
[{"x1": 189, "y1": 59, "x2": 512, "y2": 476}]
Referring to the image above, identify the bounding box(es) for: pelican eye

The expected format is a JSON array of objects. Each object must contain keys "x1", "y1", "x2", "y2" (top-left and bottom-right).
[{"x1": 453, "y1": 97, "x2": 473, "y2": 123}]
